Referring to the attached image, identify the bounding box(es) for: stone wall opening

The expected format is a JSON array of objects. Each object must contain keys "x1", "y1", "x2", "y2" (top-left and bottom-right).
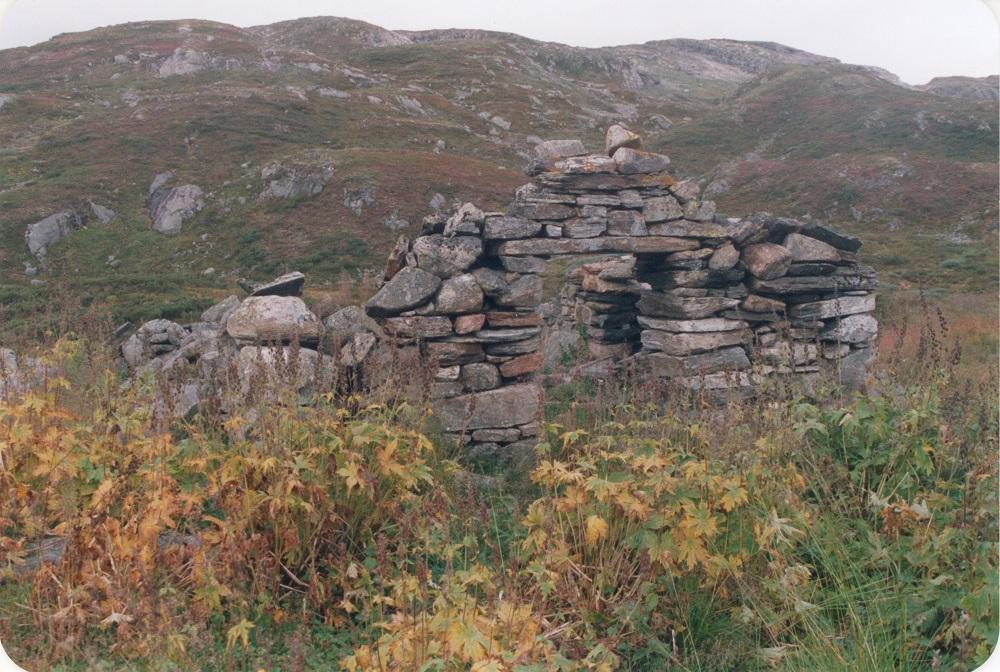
[{"x1": 363, "y1": 125, "x2": 879, "y2": 459}]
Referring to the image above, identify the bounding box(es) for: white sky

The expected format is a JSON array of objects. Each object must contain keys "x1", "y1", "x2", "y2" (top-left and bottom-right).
[{"x1": 0, "y1": 0, "x2": 997, "y2": 85}]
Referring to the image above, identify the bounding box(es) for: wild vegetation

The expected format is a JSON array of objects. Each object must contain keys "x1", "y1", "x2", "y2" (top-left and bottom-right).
[{"x1": 1, "y1": 289, "x2": 995, "y2": 671}]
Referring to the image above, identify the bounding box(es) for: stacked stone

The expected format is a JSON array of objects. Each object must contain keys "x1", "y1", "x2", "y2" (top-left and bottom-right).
[
  {"x1": 365, "y1": 203, "x2": 543, "y2": 455},
  {"x1": 633, "y1": 212, "x2": 878, "y2": 389},
  {"x1": 570, "y1": 256, "x2": 646, "y2": 361}
]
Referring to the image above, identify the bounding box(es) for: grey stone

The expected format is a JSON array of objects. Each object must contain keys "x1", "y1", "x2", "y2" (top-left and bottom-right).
[
  {"x1": 485, "y1": 336, "x2": 541, "y2": 356},
  {"x1": 25, "y1": 210, "x2": 81, "y2": 261},
  {"x1": 471, "y1": 267, "x2": 510, "y2": 296},
  {"x1": 535, "y1": 139, "x2": 587, "y2": 163},
  {"x1": 90, "y1": 202, "x2": 117, "y2": 225},
  {"x1": 236, "y1": 346, "x2": 332, "y2": 396},
  {"x1": 580, "y1": 205, "x2": 607, "y2": 218},
  {"x1": 443, "y1": 203, "x2": 484, "y2": 236},
  {"x1": 434, "y1": 382, "x2": 541, "y2": 431},
  {"x1": 151, "y1": 184, "x2": 205, "y2": 235},
  {"x1": 669, "y1": 179, "x2": 701, "y2": 204},
  {"x1": 783, "y1": 233, "x2": 841, "y2": 263},
  {"x1": 494, "y1": 236, "x2": 697, "y2": 257},
  {"x1": 471, "y1": 428, "x2": 521, "y2": 443},
  {"x1": 643, "y1": 195, "x2": 684, "y2": 223},
  {"x1": 460, "y1": 362, "x2": 502, "y2": 392},
  {"x1": 249, "y1": 271, "x2": 306, "y2": 297},
  {"x1": 555, "y1": 155, "x2": 617, "y2": 174},
  {"x1": 367, "y1": 267, "x2": 442, "y2": 317},
  {"x1": 605, "y1": 124, "x2": 642, "y2": 155},
  {"x1": 383, "y1": 316, "x2": 453, "y2": 339},
  {"x1": 577, "y1": 194, "x2": 621, "y2": 206},
  {"x1": 259, "y1": 165, "x2": 332, "y2": 201},
  {"x1": 340, "y1": 332, "x2": 377, "y2": 367},
  {"x1": 647, "y1": 220, "x2": 732, "y2": 239},
  {"x1": 563, "y1": 217, "x2": 607, "y2": 238},
  {"x1": 324, "y1": 306, "x2": 384, "y2": 345},
  {"x1": 820, "y1": 314, "x2": 878, "y2": 343},
  {"x1": 741, "y1": 295, "x2": 786, "y2": 313},
  {"x1": 426, "y1": 341, "x2": 485, "y2": 367},
  {"x1": 644, "y1": 346, "x2": 751, "y2": 377},
  {"x1": 413, "y1": 234, "x2": 483, "y2": 277},
  {"x1": 201, "y1": 295, "x2": 241, "y2": 323},
  {"x1": 684, "y1": 200, "x2": 717, "y2": 222},
  {"x1": 613, "y1": 147, "x2": 670, "y2": 174},
  {"x1": 789, "y1": 295, "x2": 875, "y2": 320},
  {"x1": 708, "y1": 243, "x2": 740, "y2": 270},
  {"x1": 637, "y1": 316, "x2": 747, "y2": 332},
  {"x1": 499, "y1": 256, "x2": 546, "y2": 273},
  {"x1": 436, "y1": 274, "x2": 484, "y2": 313},
  {"x1": 748, "y1": 267, "x2": 878, "y2": 295},
  {"x1": 483, "y1": 216, "x2": 542, "y2": 240},
  {"x1": 802, "y1": 223, "x2": 862, "y2": 252},
  {"x1": 511, "y1": 203, "x2": 576, "y2": 220},
  {"x1": 494, "y1": 274, "x2": 543, "y2": 308},
  {"x1": 757, "y1": 342, "x2": 819, "y2": 366},
  {"x1": 787, "y1": 263, "x2": 838, "y2": 276},
  {"x1": 641, "y1": 329, "x2": 746, "y2": 355},
  {"x1": 742, "y1": 243, "x2": 792, "y2": 280},
  {"x1": 838, "y1": 347, "x2": 874, "y2": 389},
  {"x1": 473, "y1": 327, "x2": 542, "y2": 343},
  {"x1": 226, "y1": 296, "x2": 324, "y2": 344},
  {"x1": 618, "y1": 190, "x2": 643, "y2": 208},
  {"x1": 607, "y1": 210, "x2": 647, "y2": 236},
  {"x1": 637, "y1": 293, "x2": 740, "y2": 319}
]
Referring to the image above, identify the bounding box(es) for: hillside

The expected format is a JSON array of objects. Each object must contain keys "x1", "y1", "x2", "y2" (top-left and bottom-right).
[{"x1": 0, "y1": 17, "x2": 996, "y2": 331}]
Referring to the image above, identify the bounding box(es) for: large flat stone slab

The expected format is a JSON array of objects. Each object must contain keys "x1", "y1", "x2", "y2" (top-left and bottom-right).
[
  {"x1": 641, "y1": 329, "x2": 747, "y2": 355},
  {"x1": 789, "y1": 294, "x2": 875, "y2": 320},
  {"x1": 434, "y1": 382, "x2": 541, "y2": 432},
  {"x1": 493, "y1": 236, "x2": 698, "y2": 257}
]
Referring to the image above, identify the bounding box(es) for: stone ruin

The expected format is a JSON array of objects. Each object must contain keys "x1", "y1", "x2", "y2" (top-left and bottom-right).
[
  {"x1": 0, "y1": 125, "x2": 879, "y2": 465},
  {"x1": 362, "y1": 125, "x2": 878, "y2": 456}
]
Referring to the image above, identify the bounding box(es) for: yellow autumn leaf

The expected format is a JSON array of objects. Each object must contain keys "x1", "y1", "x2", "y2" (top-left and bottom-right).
[{"x1": 585, "y1": 515, "x2": 609, "y2": 546}]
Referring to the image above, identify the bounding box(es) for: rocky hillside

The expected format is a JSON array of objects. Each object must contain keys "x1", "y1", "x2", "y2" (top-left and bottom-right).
[{"x1": 0, "y1": 17, "x2": 996, "y2": 331}]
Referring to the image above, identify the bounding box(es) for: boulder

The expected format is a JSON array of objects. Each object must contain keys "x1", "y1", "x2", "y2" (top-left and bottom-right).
[
  {"x1": 433, "y1": 382, "x2": 540, "y2": 431},
  {"x1": 236, "y1": 346, "x2": 332, "y2": 396},
  {"x1": 259, "y1": 165, "x2": 333, "y2": 201},
  {"x1": 436, "y1": 274, "x2": 484, "y2": 313},
  {"x1": 226, "y1": 296, "x2": 323, "y2": 344},
  {"x1": 366, "y1": 267, "x2": 442, "y2": 317},
  {"x1": 121, "y1": 319, "x2": 188, "y2": 368},
  {"x1": 413, "y1": 234, "x2": 483, "y2": 277},
  {"x1": 249, "y1": 271, "x2": 306, "y2": 297},
  {"x1": 25, "y1": 210, "x2": 81, "y2": 262},
  {"x1": 605, "y1": 124, "x2": 642, "y2": 155},
  {"x1": 151, "y1": 185, "x2": 205, "y2": 235},
  {"x1": 742, "y1": 243, "x2": 792, "y2": 280},
  {"x1": 820, "y1": 314, "x2": 878, "y2": 343},
  {"x1": 201, "y1": 295, "x2": 241, "y2": 323},
  {"x1": 613, "y1": 147, "x2": 670, "y2": 174},
  {"x1": 340, "y1": 332, "x2": 377, "y2": 367},
  {"x1": 535, "y1": 139, "x2": 587, "y2": 163},
  {"x1": 783, "y1": 233, "x2": 841, "y2": 263},
  {"x1": 838, "y1": 346, "x2": 874, "y2": 390}
]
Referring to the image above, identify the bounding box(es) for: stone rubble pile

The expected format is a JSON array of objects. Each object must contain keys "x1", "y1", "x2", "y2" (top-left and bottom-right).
[{"x1": 363, "y1": 123, "x2": 879, "y2": 456}]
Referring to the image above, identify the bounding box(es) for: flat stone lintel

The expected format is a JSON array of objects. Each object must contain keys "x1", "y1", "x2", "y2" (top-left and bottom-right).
[{"x1": 492, "y1": 236, "x2": 699, "y2": 257}]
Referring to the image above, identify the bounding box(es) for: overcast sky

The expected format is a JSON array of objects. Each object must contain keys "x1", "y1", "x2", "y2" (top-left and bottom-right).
[{"x1": 0, "y1": 0, "x2": 997, "y2": 85}]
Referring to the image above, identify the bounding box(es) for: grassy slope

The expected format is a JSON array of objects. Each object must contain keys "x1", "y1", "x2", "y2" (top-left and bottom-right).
[{"x1": 0, "y1": 19, "x2": 996, "y2": 333}]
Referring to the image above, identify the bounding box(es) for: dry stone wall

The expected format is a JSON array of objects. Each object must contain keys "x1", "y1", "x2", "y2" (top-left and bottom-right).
[{"x1": 365, "y1": 125, "x2": 879, "y2": 454}]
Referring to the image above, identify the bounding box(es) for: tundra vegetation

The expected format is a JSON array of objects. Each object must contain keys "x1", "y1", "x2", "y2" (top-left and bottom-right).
[{"x1": 0, "y1": 289, "x2": 996, "y2": 671}]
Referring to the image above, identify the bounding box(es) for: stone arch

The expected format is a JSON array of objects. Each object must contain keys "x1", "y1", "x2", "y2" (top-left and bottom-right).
[{"x1": 364, "y1": 126, "x2": 879, "y2": 456}]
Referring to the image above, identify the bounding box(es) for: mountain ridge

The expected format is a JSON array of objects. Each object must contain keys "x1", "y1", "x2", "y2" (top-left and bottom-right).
[{"x1": 0, "y1": 16, "x2": 996, "y2": 332}]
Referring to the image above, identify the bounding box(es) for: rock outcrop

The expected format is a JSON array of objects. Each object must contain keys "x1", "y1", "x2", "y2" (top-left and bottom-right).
[
  {"x1": 25, "y1": 210, "x2": 82, "y2": 263},
  {"x1": 148, "y1": 173, "x2": 205, "y2": 235}
]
